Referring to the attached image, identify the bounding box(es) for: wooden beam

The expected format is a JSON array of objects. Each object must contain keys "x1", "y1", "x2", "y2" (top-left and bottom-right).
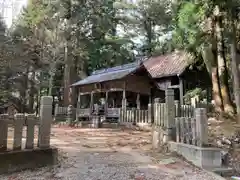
[
  {"x1": 79, "y1": 88, "x2": 124, "y2": 95},
  {"x1": 168, "y1": 85, "x2": 180, "y2": 89}
]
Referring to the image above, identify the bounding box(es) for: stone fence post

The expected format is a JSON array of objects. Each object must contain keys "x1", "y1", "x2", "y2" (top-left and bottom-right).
[
  {"x1": 0, "y1": 114, "x2": 8, "y2": 151},
  {"x1": 67, "y1": 105, "x2": 74, "y2": 126},
  {"x1": 54, "y1": 103, "x2": 59, "y2": 116},
  {"x1": 154, "y1": 98, "x2": 160, "y2": 126},
  {"x1": 174, "y1": 100, "x2": 180, "y2": 117},
  {"x1": 195, "y1": 108, "x2": 208, "y2": 147},
  {"x1": 38, "y1": 96, "x2": 53, "y2": 149},
  {"x1": 13, "y1": 114, "x2": 25, "y2": 150},
  {"x1": 165, "y1": 89, "x2": 175, "y2": 142},
  {"x1": 148, "y1": 103, "x2": 152, "y2": 124}
]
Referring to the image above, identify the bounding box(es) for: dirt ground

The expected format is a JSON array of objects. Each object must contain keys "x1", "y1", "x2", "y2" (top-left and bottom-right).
[{"x1": 0, "y1": 126, "x2": 223, "y2": 180}]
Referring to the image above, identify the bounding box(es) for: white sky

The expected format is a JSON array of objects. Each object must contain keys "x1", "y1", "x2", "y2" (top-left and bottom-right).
[{"x1": 0, "y1": 0, "x2": 27, "y2": 28}]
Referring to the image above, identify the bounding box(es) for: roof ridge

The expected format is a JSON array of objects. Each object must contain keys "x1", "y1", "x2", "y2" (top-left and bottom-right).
[{"x1": 91, "y1": 61, "x2": 139, "y2": 75}]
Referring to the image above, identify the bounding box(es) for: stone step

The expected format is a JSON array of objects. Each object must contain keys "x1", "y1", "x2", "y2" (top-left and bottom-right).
[{"x1": 207, "y1": 166, "x2": 234, "y2": 177}]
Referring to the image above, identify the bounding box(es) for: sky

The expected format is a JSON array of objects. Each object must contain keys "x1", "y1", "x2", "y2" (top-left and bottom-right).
[{"x1": 0, "y1": 0, "x2": 27, "y2": 28}]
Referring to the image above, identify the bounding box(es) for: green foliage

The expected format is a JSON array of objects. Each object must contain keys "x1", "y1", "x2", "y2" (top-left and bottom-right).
[
  {"x1": 5, "y1": 0, "x2": 240, "y2": 110},
  {"x1": 184, "y1": 88, "x2": 207, "y2": 104},
  {"x1": 172, "y1": 2, "x2": 205, "y2": 52}
]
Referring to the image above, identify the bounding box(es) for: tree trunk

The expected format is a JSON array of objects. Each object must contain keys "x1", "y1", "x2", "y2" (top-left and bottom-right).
[
  {"x1": 230, "y1": 19, "x2": 240, "y2": 122},
  {"x1": 144, "y1": 18, "x2": 153, "y2": 56},
  {"x1": 201, "y1": 46, "x2": 223, "y2": 112},
  {"x1": 28, "y1": 70, "x2": 35, "y2": 113},
  {"x1": 48, "y1": 71, "x2": 54, "y2": 96},
  {"x1": 20, "y1": 71, "x2": 28, "y2": 113},
  {"x1": 63, "y1": 42, "x2": 70, "y2": 106},
  {"x1": 215, "y1": 7, "x2": 235, "y2": 114},
  {"x1": 201, "y1": 14, "x2": 224, "y2": 113}
]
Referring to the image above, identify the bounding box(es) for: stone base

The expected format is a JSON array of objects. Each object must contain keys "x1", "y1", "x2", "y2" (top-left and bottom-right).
[
  {"x1": 120, "y1": 122, "x2": 151, "y2": 131},
  {"x1": 208, "y1": 167, "x2": 233, "y2": 177},
  {"x1": 152, "y1": 126, "x2": 168, "y2": 149},
  {"x1": 101, "y1": 123, "x2": 119, "y2": 129},
  {"x1": 0, "y1": 147, "x2": 58, "y2": 174},
  {"x1": 136, "y1": 123, "x2": 151, "y2": 131},
  {"x1": 168, "y1": 141, "x2": 221, "y2": 169},
  {"x1": 54, "y1": 115, "x2": 67, "y2": 122}
]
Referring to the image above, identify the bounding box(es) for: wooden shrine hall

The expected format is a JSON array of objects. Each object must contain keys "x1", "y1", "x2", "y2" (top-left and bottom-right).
[
  {"x1": 71, "y1": 50, "x2": 211, "y2": 121},
  {"x1": 71, "y1": 60, "x2": 154, "y2": 120}
]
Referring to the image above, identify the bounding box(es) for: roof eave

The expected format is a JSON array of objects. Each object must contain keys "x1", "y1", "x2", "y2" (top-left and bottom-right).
[
  {"x1": 71, "y1": 63, "x2": 144, "y2": 87},
  {"x1": 71, "y1": 75, "x2": 127, "y2": 87}
]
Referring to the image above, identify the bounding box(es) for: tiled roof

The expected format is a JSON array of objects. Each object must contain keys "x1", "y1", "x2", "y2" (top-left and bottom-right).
[
  {"x1": 143, "y1": 51, "x2": 193, "y2": 78},
  {"x1": 71, "y1": 61, "x2": 142, "y2": 86}
]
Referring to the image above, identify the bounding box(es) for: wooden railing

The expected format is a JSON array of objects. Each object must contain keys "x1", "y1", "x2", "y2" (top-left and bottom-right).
[
  {"x1": 154, "y1": 103, "x2": 166, "y2": 127},
  {"x1": 106, "y1": 108, "x2": 120, "y2": 118},
  {"x1": 54, "y1": 106, "x2": 68, "y2": 115},
  {"x1": 120, "y1": 108, "x2": 150, "y2": 124},
  {"x1": 77, "y1": 108, "x2": 90, "y2": 117}
]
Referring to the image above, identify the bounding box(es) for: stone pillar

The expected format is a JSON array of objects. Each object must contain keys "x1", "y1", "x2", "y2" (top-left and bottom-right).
[
  {"x1": 25, "y1": 114, "x2": 36, "y2": 149},
  {"x1": 0, "y1": 114, "x2": 8, "y2": 151},
  {"x1": 195, "y1": 108, "x2": 208, "y2": 147},
  {"x1": 54, "y1": 103, "x2": 59, "y2": 116},
  {"x1": 154, "y1": 98, "x2": 160, "y2": 126},
  {"x1": 38, "y1": 96, "x2": 53, "y2": 149},
  {"x1": 174, "y1": 100, "x2": 180, "y2": 117},
  {"x1": 91, "y1": 104, "x2": 100, "y2": 128},
  {"x1": 147, "y1": 103, "x2": 152, "y2": 124},
  {"x1": 13, "y1": 114, "x2": 25, "y2": 150},
  {"x1": 152, "y1": 98, "x2": 160, "y2": 149},
  {"x1": 165, "y1": 89, "x2": 175, "y2": 142},
  {"x1": 67, "y1": 105, "x2": 74, "y2": 126}
]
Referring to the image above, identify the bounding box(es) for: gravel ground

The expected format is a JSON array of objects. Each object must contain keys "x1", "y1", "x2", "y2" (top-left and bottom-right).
[{"x1": 0, "y1": 127, "x2": 224, "y2": 180}]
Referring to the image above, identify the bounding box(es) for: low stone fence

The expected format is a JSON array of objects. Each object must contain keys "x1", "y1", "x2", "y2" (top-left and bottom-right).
[
  {"x1": 0, "y1": 96, "x2": 57, "y2": 174},
  {"x1": 175, "y1": 108, "x2": 208, "y2": 146},
  {"x1": 152, "y1": 89, "x2": 223, "y2": 171},
  {"x1": 169, "y1": 108, "x2": 222, "y2": 169}
]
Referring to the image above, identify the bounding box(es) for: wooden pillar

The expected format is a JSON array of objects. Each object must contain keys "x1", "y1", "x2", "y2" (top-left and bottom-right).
[
  {"x1": 136, "y1": 93, "x2": 140, "y2": 109},
  {"x1": 90, "y1": 91, "x2": 94, "y2": 114},
  {"x1": 122, "y1": 90, "x2": 126, "y2": 110},
  {"x1": 105, "y1": 91, "x2": 109, "y2": 113},
  {"x1": 77, "y1": 93, "x2": 81, "y2": 109},
  {"x1": 179, "y1": 77, "x2": 184, "y2": 105},
  {"x1": 150, "y1": 88, "x2": 154, "y2": 124},
  {"x1": 149, "y1": 94, "x2": 151, "y2": 104}
]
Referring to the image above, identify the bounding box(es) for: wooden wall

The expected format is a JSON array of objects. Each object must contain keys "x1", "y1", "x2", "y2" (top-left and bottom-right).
[
  {"x1": 77, "y1": 74, "x2": 152, "y2": 95},
  {"x1": 124, "y1": 74, "x2": 152, "y2": 95}
]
